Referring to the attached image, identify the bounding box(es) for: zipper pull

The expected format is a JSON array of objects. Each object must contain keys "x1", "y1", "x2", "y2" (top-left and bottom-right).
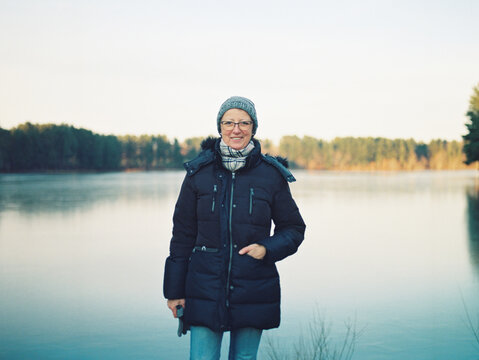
[
  {"x1": 211, "y1": 184, "x2": 217, "y2": 212},
  {"x1": 249, "y1": 188, "x2": 254, "y2": 215}
]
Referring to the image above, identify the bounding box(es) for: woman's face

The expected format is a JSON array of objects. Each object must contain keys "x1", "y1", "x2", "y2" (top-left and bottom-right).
[{"x1": 220, "y1": 108, "x2": 253, "y2": 150}]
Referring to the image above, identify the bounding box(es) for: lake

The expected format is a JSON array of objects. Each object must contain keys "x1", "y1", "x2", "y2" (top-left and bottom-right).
[{"x1": 0, "y1": 170, "x2": 478, "y2": 359}]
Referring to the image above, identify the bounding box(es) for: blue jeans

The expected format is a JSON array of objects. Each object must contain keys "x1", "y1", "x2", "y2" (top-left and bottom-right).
[{"x1": 190, "y1": 326, "x2": 262, "y2": 360}]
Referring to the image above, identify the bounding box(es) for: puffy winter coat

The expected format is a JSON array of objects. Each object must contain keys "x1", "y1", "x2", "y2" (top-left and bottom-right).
[{"x1": 163, "y1": 137, "x2": 306, "y2": 332}]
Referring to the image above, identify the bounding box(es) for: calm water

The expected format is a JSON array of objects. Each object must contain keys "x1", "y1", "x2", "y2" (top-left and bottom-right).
[{"x1": 1, "y1": 170, "x2": 478, "y2": 359}]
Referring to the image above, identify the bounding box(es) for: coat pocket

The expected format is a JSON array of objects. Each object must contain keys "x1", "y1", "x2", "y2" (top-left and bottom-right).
[
  {"x1": 247, "y1": 187, "x2": 271, "y2": 225},
  {"x1": 186, "y1": 247, "x2": 223, "y2": 300},
  {"x1": 193, "y1": 246, "x2": 219, "y2": 253}
]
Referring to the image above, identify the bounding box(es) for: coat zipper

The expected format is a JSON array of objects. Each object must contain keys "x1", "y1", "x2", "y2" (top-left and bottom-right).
[
  {"x1": 249, "y1": 187, "x2": 254, "y2": 215},
  {"x1": 211, "y1": 184, "x2": 217, "y2": 212},
  {"x1": 225, "y1": 172, "x2": 235, "y2": 308}
]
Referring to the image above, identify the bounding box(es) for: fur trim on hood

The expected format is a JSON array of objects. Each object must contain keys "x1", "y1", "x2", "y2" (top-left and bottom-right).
[
  {"x1": 200, "y1": 136, "x2": 217, "y2": 151},
  {"x1": 272, "y1": 156, "x2": 289, "y2": 168}
]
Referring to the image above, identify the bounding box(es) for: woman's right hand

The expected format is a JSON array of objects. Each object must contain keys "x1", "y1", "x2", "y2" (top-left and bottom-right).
[{"x1": 167, "y1": 298, "x2": 185, "y2": 318}]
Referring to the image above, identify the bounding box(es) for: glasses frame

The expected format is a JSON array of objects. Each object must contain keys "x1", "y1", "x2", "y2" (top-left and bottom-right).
[{"x1": 220, "y1": 120, "x2": 253, "y2": 131}]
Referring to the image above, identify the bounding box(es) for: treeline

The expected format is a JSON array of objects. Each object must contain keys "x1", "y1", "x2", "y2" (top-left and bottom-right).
[
  {"x1": 0, "y1": 122, "x2": 471, "y2": 172},
  {"x1": 0, "y1": 123, "x2": 200, "y2": 172},
  {"x1": 272, "y1": 135, "x2": 469, "y2": 170}
]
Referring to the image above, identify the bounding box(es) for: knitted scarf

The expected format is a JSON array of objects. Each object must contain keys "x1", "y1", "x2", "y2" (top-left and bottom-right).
[{"x1": 219, "y1": 139, "x2": 255, "y2": 172}]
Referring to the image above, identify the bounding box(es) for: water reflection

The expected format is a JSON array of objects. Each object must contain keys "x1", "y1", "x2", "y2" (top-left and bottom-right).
[
  {"x1": 0, "y1": 172, "x2": 183, "y2": 214},
  {"x1": 465, "y1": 183, "x2": 479, "y2": 279},
  {"x1": 1, "y1": 171, "x2": 479, "y2": 359},
  {"x1": 0, "y1": 172, "x2": 185, "y2": 360}
]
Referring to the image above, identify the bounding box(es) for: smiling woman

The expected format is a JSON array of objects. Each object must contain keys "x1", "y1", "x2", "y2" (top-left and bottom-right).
[
  {"x1": 163, "y1": 96, "x2": 306, "y2": 360},
  {"x1": 216, "y1": 97, "x2": 257, "y2": 151},
  {"x1": 219, "y1": 109, "x2": 254, "y2": 150}
]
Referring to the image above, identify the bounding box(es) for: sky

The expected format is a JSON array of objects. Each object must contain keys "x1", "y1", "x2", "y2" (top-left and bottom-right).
[{"x1": 0, "y1": 0, "x2": 478, "y2": 143}]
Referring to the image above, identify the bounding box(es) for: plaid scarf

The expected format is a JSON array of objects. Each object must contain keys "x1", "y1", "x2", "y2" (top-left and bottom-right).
[{"x1": 219, "y1": 139, "x2": 255, "y2": 172}]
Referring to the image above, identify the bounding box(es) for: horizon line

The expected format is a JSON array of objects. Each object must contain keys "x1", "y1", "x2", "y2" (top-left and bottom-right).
[{"x1": 0, "y1": 120, "x2": 466, "y2": 144}]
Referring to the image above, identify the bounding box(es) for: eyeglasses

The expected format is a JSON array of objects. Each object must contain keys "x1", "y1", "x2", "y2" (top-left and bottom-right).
[{"x1": 220, "y1": 121, "x2": 253, "y2": 130}]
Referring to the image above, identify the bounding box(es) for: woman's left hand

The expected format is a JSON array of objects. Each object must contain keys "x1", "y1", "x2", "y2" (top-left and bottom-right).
[{"x1": 238, "y1": 244, "x2": 266, "y2": 260}]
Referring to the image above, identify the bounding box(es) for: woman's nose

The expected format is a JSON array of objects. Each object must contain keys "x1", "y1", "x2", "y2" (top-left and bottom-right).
[{"x1": 232, "y1": 125, "x2": 242, "y2": 133}]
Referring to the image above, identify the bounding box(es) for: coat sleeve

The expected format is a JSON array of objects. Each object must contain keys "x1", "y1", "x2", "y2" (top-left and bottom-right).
[
  {"x1": 163, "y1": 174, "x2": 197, "y2": 300},
  {"x1": 257, "y1": 178, "x2": 306, "y2": 263}
]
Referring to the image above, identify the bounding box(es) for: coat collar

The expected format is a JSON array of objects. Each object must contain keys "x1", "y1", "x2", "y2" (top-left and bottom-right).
[
  {"x1": 184, "y1": 137, "x2": 295, "y2": 182},
  {"x1": 184, "y1": 137, "x2": 262, "y2": 174}
]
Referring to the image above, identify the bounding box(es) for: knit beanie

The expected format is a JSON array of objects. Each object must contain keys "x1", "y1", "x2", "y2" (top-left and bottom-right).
[{"x1": 217, "y1": 96, "x2": 258, "y2": 135}]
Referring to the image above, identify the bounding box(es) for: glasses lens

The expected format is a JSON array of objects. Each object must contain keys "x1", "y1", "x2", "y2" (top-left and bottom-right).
[
  {"x1": 239, "y1": 121, "x2": 252, "y2": 130},
  {"x1": 221, "y1": 121, "x2": 234, "y2": 129}
]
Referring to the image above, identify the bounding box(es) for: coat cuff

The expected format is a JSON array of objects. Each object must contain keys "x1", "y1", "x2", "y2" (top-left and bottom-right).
[{"x1": 163, "y1": 256, "x2": 189, "y2": 299}]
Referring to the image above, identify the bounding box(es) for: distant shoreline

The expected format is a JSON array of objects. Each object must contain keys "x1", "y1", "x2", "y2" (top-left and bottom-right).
[
  {"x1": 1, "y1": 168, "x2": 476, "y2": 175},
  {"x1": 0, "y1": 122, "x2": 472, "y2": 172}
]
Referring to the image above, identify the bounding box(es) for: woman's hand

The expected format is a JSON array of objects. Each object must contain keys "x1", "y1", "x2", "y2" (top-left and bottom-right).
[
  {"x1": 167, "y1": 298, "x2": 185, "y2": 318},
  {"x1": 238, "y1": 244, "x2": 266, "y2": 260}
]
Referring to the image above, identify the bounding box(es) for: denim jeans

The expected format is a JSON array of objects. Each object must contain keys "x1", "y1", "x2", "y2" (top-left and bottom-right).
[{"x1": 190, "y1": 326, "x2": 262, "y2": 360}]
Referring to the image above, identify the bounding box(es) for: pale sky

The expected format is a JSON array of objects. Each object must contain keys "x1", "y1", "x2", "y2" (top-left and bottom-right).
[{"x1": 1, "y1": 0, "x2": 478, "y2": 143}]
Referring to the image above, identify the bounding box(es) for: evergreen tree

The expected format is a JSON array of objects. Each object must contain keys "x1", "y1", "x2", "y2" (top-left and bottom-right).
[
  {"x1": 0, "y1": 128, "x2": 11, "y2": 171},
  {"x1": 463, "y1": 83, "x2": 479, "y2": 164},
  {"x1": 169, "y1": 139, "x2": 183, "y2": 167},
  {"x1": 154, "y1": 135, "x2": 172, "y2": 168}
]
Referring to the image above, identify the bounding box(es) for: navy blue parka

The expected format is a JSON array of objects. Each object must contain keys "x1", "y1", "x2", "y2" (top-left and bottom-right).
[{"x1": 163, "y1": 137, "x2": 306, "y2": 332}]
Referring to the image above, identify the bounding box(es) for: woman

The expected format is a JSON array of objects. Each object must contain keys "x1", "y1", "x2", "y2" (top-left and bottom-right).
[{"x1": 164, "y1": 96, "x2": 306, "y2": 360}]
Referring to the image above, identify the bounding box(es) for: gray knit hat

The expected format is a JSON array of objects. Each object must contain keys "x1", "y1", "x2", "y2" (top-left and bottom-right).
[{"x1": 217, "y1": 96, "x2": 258, "y2": 135}]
